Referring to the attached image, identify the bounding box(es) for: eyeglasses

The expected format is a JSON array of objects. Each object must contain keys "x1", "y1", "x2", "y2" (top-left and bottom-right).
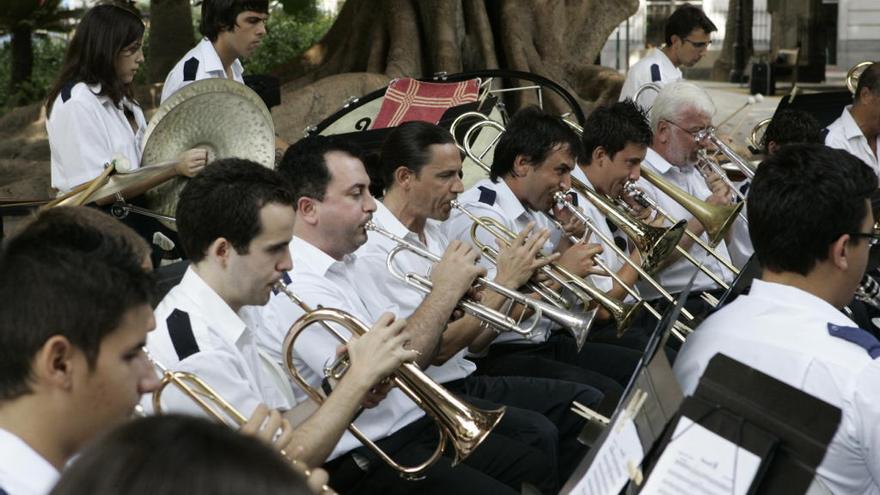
[
  {"x1": 663, "y1": 119, "x2": 713, "y2": 140},
  {"x1": 683, "y1": 38, "x2": 712, "y2": 49},
  {"x1": 848, "y1": 225, "x2": 880, "y2": 246}
]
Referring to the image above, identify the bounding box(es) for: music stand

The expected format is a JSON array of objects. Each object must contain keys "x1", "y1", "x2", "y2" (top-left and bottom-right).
[
  {"x1": 637, "y1": 354, "x2": 841, "y2": 494},
  {"x1": 560, "y1": 275, "x2": 696, "y2": 494}
]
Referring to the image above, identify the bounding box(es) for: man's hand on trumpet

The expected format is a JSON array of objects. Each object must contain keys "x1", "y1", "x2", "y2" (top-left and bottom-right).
[
  {"x1": 430, "y1": 240, "x2": 487, "y2": 300},
  {"x1": 556, "y1": 236, "x2": 605, "y2": 278},
  {"x1": 341, "y1": 313, "x2": 418, "y2": 408},
  {"x1": 493, "y1": 222, "x2": 558, "y2": 290}
]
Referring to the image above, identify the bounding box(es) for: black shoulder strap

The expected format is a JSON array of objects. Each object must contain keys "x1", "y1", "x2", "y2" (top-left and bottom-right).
[
  {"x1": 477, "y1": 185, "x2": 497, "y2": 205},
  {"x1": 60, "y1": 80, "x2": 76, "y2": 103},
  {"x1": 650, "y1": 63, "x2": 662, "y2": 82},
  {"x1": 167, "y1": 309, "x2": 199, "y2": 360},
  {"x1": 183, "y1": 57, "x2": 200, "y2": 82}
]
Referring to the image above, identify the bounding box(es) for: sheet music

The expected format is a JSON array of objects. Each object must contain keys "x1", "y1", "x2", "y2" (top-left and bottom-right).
[
  {"x1": 639, "y1": 417, "x2": 761, "y2": 495},
  {"x1": 568, "y1": 417, "x2": 644, "y2": 495}
]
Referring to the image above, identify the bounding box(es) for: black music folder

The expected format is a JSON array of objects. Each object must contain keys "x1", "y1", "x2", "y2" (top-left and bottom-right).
[{"x1": 638, "y1": 354, "x2": 842, "y2": 494}]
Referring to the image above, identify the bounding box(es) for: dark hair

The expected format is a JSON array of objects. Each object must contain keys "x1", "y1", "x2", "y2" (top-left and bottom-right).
[
  {"x1": 581, "y1": 100, "x2": 652, "y2": 165},
  {"x1": 277, "y1": 135, "x2": 367, "y2": 209},
  {"x1": 199, "y1": 0, "x2": 269, "y2": 42},
  {"x1": 490, "y1": 106, "x2": 585, "y2": 182},
  {"x1": 748, "y1": 144, "x2": 877, "y2": 275},
  {"x1": 0, "y1": 207, "x2": 155, "y2": 400},
  {"x1": 375, "y1": 121, "x2": 457, "y2": 197},
  {"x1": 760, "y1": 109, "x2": 822, "y2": 153},
  {"x1": 855, "y1": 62, "x2": 880, "y2": 103},
  {"x1": 665, "y1": 3, "x2": 717, "y2": 45},
  {"x1": 176, "y1": 158, "x2": 294, "y2": 262},
  {"x1": 46, "y1": 2, "x2": 144, "y2": 116},
  {"x1": 50, "y1": 415, "x2": 310, "y2": 495}
]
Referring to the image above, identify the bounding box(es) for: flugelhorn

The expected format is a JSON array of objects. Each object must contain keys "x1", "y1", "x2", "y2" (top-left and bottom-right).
[
  {"x1": 452, "y1": 201, "x2": 644, "y2": 336},
  {"x1": 146, "y1": 350, "x2": 334, "y2": 493},
  {"x1": 365, "y1": 220, "x2": 594, "y2": 350},
  {"x1": 275, "y1": 283, "x2": 504, "y2": 479}
]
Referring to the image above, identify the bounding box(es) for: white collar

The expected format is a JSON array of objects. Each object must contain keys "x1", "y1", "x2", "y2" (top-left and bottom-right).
[
  {"x1": 0, "y1": 428, "x2": 59, "y2": 495},
  {"x1": 644, "y1": 147, "x2": 677, "y2": 174},
  {"x1": 177, "y1": 267, "x2": 248, "y2": 344},
  {"x1": 748, "y1": 279, "x2": 855, "y2": 325},
  {"x1": 839, "y1": 105, "x2": 866, "y2": 141},
  {"x1": 493, "y1": 178, "x2": 532, "y2": 222},
  {"x1": 290, "y1": 236, "x2": 354, "y2": 279},
  {"x1": 196, "y1": 37, "x2": 244, "y2": 78}
]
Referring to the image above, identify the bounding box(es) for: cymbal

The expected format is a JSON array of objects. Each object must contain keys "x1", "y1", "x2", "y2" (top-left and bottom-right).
[{"x1": 142, "y1": 81, "x2": 276, "y2": 230}]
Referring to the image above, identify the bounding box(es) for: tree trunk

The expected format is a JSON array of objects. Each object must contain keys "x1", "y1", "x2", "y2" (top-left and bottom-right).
[
  {"x1": 712, "y1": 0, "x2": 754, "y2": 82},
  {"x1": 9, "y1": 23, "x2": 33, "y2": 105},
  {"x1": 148, "y1": 0, "x2": 195, "y2": 84},
  {"x1": 271, "y1": 0, "x2": 638, "y2": 138}
]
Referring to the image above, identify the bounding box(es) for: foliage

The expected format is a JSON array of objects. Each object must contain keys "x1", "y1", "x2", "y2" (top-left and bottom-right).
[
  {"x1": 242, "y1": 9, "x2": 333, "y2": 75},
  {"x1": 0, "y1": 35, "x2": 67, "y2": 110}
]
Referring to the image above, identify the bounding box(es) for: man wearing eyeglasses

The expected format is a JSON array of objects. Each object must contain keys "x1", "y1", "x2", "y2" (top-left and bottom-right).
[
  {"x1": 674, "y1": 144, "x2": 880, "y2": 494},
  {"x1": 627, "y1": 80, "x2": 739, "y2": 316},
  {"x1": 619, "y1": 4, "x2": 717, "y2": 109}
]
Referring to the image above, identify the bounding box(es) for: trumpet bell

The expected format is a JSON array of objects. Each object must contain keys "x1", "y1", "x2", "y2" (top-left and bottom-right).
[{"x1": 281, "y1": 305, "x2": 504, "y2": 477}]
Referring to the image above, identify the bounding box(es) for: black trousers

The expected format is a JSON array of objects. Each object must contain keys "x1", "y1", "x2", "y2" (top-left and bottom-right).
[
  {"x1": 445, "y1": 373, "x2": 599, "y2": 484},
  {"x1": 324, "y1": 412, "x2": 555, "y2": 494},
  {"x1": 472, "y1": 334, "x2": 642, "y2": 416}
]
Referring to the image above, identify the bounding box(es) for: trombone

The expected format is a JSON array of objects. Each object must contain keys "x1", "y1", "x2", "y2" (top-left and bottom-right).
[
  {"x1": 364, "y1": 220, "x2": 594, "y2": 350},
  {"x1": 451, "y1": 200, "x2": 644, "y2": 337},
  {"x1": 549, "y1": 193, "x2": 693, "y2": 342},
  {"x1": 274, "y1": 283, "x2": 505, "y2": 479},
  {"x1": 693, "y1": 127, "x2": 758, "y2": 180}
]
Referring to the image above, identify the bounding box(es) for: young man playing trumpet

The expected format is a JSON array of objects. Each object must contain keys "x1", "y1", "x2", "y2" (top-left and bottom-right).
[
  {"x1": 145, "y1": 158, "x2": 419, "y2": 479},
  {"x1": 265, "y1": 136, "x2": 560, "y2": 494},
  {"x1": 350, "y1": 121, "x2": 611, "y2": 483},
  {"x1": 443, "y1": 107, "x2": 643, "y2": 410}
]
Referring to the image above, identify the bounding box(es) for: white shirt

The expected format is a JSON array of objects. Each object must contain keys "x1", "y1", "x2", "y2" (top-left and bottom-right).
[
  {"x1": 442, "y1": 178, "x2": 560, "y2": 345},
  {"x1": 261, "y1": 236, "x2": 425, "y2": 460},
  {"x1": 633, "y1": 148, "x2": 736, "y2": 297},
  {"x1": 144, "y1": 267, "x2": 294, "y2": 421},
  {"x1": 350, "y1": 201, "x2": 476, "y2": 383},
  {"x1": 825, "y1": 105, "x2": 880, "y2": 177},
  {"x1": 161, "y1": 38, "x2": 245, "y2": 103},
  {"x1": 674, "y1": 280, "x2": 880, "y2": 495},
  {"x1": 46, "y1": 82, "x2": 146, "y2": 193},
  {"x1": 569, "y1": 165, "x2": 636, "y2": 298},
  {"x1": 0, "y1": 428, "x2": 59, "y2": 495},
  {"x1": 618, "y1": 48, "x2": 682, "y2": 109}
]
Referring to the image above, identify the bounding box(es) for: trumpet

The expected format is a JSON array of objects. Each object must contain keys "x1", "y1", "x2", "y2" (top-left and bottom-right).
[
  {"x1": 364, "y1": 220, "x2": 594, "y2": 350},
  {"x1": 451, "y1": 201, "x2": 644, "y2": 336},
  {"x1": 274, "y1": 283, "x2": 505, "y2": 479},
  {"x1": 147, "y1": 351, "x2": 334, "y2": 493},
  {"x1": 693, "y1": 127, "x2": 757, "y2": 180}
]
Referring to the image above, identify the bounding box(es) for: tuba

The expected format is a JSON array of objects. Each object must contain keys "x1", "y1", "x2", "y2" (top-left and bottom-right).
[
  {"x1": 847, "y1": 61, "x2": 874, "y2": 95},
  {"x1": 275, "y1": 283, "x2": 504, "y2": 479}
]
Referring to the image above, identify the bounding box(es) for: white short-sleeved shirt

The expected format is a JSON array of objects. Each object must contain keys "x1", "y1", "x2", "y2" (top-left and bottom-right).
[
  {"x1": 568, "y1": 165, "x2": 636, "y2": 298},
  {"x1": 46, "y1": 82, "x2": 146, "y2": 194},
  {"x1": 144, "y1": 267, "x2": 295, "y2": 420},
  {"x1": 160, "y1": 38, "x2": 245, "y2": 103},
  {"x1": 0, "y1": 428, "x2": 59, "y2": 495},
  {"x1": 632, "y1": 148, "x2": 736, "y2": 297},
  {"x1": 618, "y1": 48, "x2": 682, "y2": 109},
  {"x1": 349, "y1": 201, "x2": 477, "y2": 383},
  {"x1": 261, "y1": 237, "x2": 425, "y2": 461},
  {"x1": 674, "y1": 279, "x2": 880, "y2": 494},
  {"x1": 825, "y1": 105, "x2": 880, "y2": 177},
  {"x1": 442, "y1": 178, "x2": 561, "y2": 345}
]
